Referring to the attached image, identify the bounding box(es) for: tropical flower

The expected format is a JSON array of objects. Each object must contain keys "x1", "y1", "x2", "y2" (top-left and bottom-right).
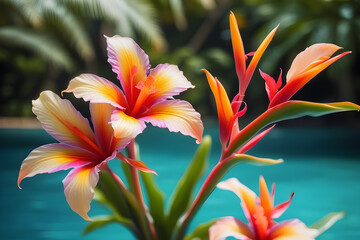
[
  {"x1": 203, "y1": 12, "x2": 277, "y2": 145},
  {"x1": 63, "y1": 35, "x2": 203, "y2": 144},
  {"x1": 209, "y1": 176, "x2": 342, "y2": 240},
  {"x1": 260, "y1": 43, "x2": 351, "y2": 108},
  {"x1": 18, "y1": 91, "x2": 153, "y2": 220}
]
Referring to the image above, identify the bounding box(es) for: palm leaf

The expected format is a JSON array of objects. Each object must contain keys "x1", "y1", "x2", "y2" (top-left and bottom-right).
[
  {"x1": 64, "y1": 0, "x2": 166, "y2": 50},
  {"x1": 0, "y1": 27, "x2": 74, "y2": 70},
  {"x1": 38, "y1": 0, "x2": 94, "y2": 59}
]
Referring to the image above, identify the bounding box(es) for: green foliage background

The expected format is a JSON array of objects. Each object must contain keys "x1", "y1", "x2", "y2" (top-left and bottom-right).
[{"x1": 1, "y1": 0, "x2": 359, "y2": 126}]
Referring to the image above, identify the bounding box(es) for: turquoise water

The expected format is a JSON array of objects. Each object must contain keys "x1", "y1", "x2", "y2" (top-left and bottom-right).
[{"x1": 1, "y1": 127, "x2": 360, "y2": 239}]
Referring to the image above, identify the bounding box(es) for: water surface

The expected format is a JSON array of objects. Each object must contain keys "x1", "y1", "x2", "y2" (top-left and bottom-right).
[{"x1": 1, "y1": 127, "x2": 359, "y2": 239}]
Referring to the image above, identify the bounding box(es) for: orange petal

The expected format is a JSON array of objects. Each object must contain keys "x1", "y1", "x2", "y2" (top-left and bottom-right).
[
  {"x1": 18, "y1": 143, "x2": 97, "y2": 188},
  {"x1": 269, "y1": 219, "x2": 314, "y2": 240},
  {"x1": 259, "y1": 175, "x2": 273, "y2": 221},
  {"x1": 63, "y1": 74, "x2": 127, "y2": 109},
  {"x1": 202, "y1": 69, "x2": 233, "y2": 144},
  {"x1": 33, "y1": 91, "x2": 97, "y2": 151},
  {"x1": 90, "y1": 103, "x2": 117, "y2": 153},
  {"x1": 149, "y1": 63, "x2": 194, "y2": 100},
  {"x1": 63, "y1": 167, "x2": 99, "y2": 220},
  {"x1": 244, "y1": 25, "x2": 278, "y2": 95},
  {"x1": 106, "y1": 36, "x2": 148, "y2": 97},
  {"x1": 230, "y1": 12, "x2": 246, "y2": 87},
  {"x1": 209, "y1": 216, "x2": 254, "y2": 240},
  {"x1": 217, "y1": 178, "x2": 257, "y2": 222},
  {"x1": 269, "y1": 51, "x2": 350, "y2": 108},
  {"x1": 139, "y1": 99, "x2": 203, "y2": 143},
  {"x1": 286, "y1": 43, "x2": 342, "y2": 82}
]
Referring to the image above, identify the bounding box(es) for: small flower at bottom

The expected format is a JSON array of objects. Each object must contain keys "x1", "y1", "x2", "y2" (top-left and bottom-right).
[
  {"x1": 209, "y1": 176, "x2": 341, "y2": 240},
  {"x1": 18, "y1": 91, "x2": 154, "y2": 220}
]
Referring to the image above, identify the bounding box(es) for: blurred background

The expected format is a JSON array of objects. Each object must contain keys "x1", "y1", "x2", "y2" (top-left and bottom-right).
[{"x1": 0, "y1": 0, "x2": 359, "y2": 127}]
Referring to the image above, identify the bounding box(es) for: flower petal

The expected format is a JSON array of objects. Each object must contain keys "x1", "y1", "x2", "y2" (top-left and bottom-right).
[
  {"x1": 236, "y1": 125, "x2": 275, "y2": 154},
  {"x1": 217, "y1": 178, "x2": 257, "y2": 221},
  {"x1": 244, "y1": 25, "x2": 278, "y2": 95},
  {"x1": 209, "y1": 216, "x2": 254, "y2": 240},
  {"x1": 90, "y1": 103, "x2": 117, "y2": 153},
  {"x1": 117, "y1": 153, "x2": 157, "y2": 175},
  {"x1": 286, "y1": 43, "x2": 342, "y2": 82},
  {"x1": 63, "y1": 166, "x2": 99, "y2": 220},
  {"x1": 139, "y1": 99, "x2": 203, "y2": 143},
  {"x1": 272, "y1": 192, "x2": 294, "y2": 219},
  {"x1": 18, "y1": 143, "x2": 97, "y2": 187},
  {"x1": 33, "y1": 91, "x2": 96, "y2": 151},
  {"x1": 269, "y1": 50, "x2": 350, "y2": 108},
  {"x1": 259, "y1": 175, "x2": 273, "y2": 220},
  {"x1": 148, "y1": 63, "x2": 194, "y2": 100},
  {"x1": 106, "y1": 35, "x2": 149, "y2": 96},
  {"x1": 203, "y1": 69, "x2": 232, "y2": 144},
  {"x1": 269, "y1": 219, "x2": 314, "y2": 240},
  {"x1": 63, "y1": 74, "x2": 127, "y2": 109},
  {"x1": 230, "y1": 12, "x2": 246, "y2": 87},
  {"x1": 110, "y1": 110, "x2": 146, "y2": 147}
]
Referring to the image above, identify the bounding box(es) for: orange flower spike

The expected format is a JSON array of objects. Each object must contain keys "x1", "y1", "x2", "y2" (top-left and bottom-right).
[
  {"x1": 229, "y1": 12, "x2": 246, "y2": 89},
  {"x1": 202, "y1": 69, "x2": 233, "y2": 144},
  {"x1": 245, "y1": 25, "x2": 278, "y2": 91},
  {"x1": 259, "y1": 175, "x2": 274, "y2": 222},
  {"x1": 230, "y1": 11, "x2": 278, "y2": 102},
  {"x1": 269, "y1": 43, "x2": 351, "y2": 108}
]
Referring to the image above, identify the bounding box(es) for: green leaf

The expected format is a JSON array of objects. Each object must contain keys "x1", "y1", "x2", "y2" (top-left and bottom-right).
[
  {"x1": 140, "y1": 171, "x2": 167, "y2": 240},
  {"x1": 230, "y1": 154, "x2": 283, "y2": 166},
  {"x1": 167, "y1": 135, "x2": 212, "y2": 235},
  {"x1": 175, "y1": 154, "x2": 282, "y2": 240},
  {"x1": 64, "y1": 0, "x2": 166, "y2": 50},
  {"x1": 227, "y1": 100, "x2": 360, "y2": 155},
  {"x1": 95, "y1": 172, "x2": 152, "y2": 240},
  {"x1": 184, "y1": 219, "x2": 217, "y2": 240},
  {"x1": 95, "y1": 172, "x2": 131, "y2": 219},
  {"x1": 83, "y1": 215, "x2": 132, "y2": 235},
  {"x1": 121, "y1": 161, "x2": 134, "y2": 193},
  {"x1": 309, "y1": 211, "x2": 345, "y2": 237}
]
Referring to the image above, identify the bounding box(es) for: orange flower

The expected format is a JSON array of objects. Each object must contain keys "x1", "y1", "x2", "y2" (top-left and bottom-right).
[
  {"x1": 209, "y1": 177, "x2": 342, "y2": 240},
  {"x1": 18, "y1": 91, "x2": 154, "y2": 220},
  {"x1": 263, "y1": 43, "x2": 351, "y2": 108},
  {"x1": 63, "y1": 36, "x2": 203, "y2": 143},
  {"x1": 203, "y1": 12, "x2": 277, "y2": 145}
]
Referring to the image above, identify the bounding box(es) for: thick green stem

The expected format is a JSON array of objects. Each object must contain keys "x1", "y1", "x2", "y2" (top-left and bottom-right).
[
  {"x1": 128, "y1": 140, "x2": 158, "y2": 240},
  {"x1": 175, "y1": 158, "x2": 235, "y2": 240}
]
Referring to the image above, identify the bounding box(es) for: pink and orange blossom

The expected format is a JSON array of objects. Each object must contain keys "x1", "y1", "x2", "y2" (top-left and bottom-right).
[
  {"x1": 63, "y1": 35, "x2": 203, "y2": 144},
  {"x1": 18, "y1": 91, "x2": 154, "y2": 220},
  {"x1": 260, "y1": 43, "x2": 351, "y2": 108},
  {"x1": 209, "y1": 177, "x2": 326, "y2": 240}
]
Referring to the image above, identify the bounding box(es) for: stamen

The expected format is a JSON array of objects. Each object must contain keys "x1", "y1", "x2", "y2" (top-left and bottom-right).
[{"x1": 131, "y1": 75, "x2": 158, "y2": 116}]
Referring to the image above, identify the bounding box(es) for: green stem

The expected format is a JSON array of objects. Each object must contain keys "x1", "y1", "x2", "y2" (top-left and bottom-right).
[
  {"x1": 128, "y1": 140, "x2": 158, "y2": 240},
  {"x1": 103, "y1": 164, "x2": 146, "y2": 239},
  {"x1": 175, "y1": 157, "x2": 236, "y2": 240}
]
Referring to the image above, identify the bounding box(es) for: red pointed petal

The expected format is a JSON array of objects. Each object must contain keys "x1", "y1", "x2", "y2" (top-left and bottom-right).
[
  {"x1": 272, "y1": 192, "x2": 294, "y2": 219},
  {"x1": 236, "y1": 125, "x2": 275, "y2": 154},
  {"x1": 269, "y1": 51, "x2": 351, "y2": 108}
]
